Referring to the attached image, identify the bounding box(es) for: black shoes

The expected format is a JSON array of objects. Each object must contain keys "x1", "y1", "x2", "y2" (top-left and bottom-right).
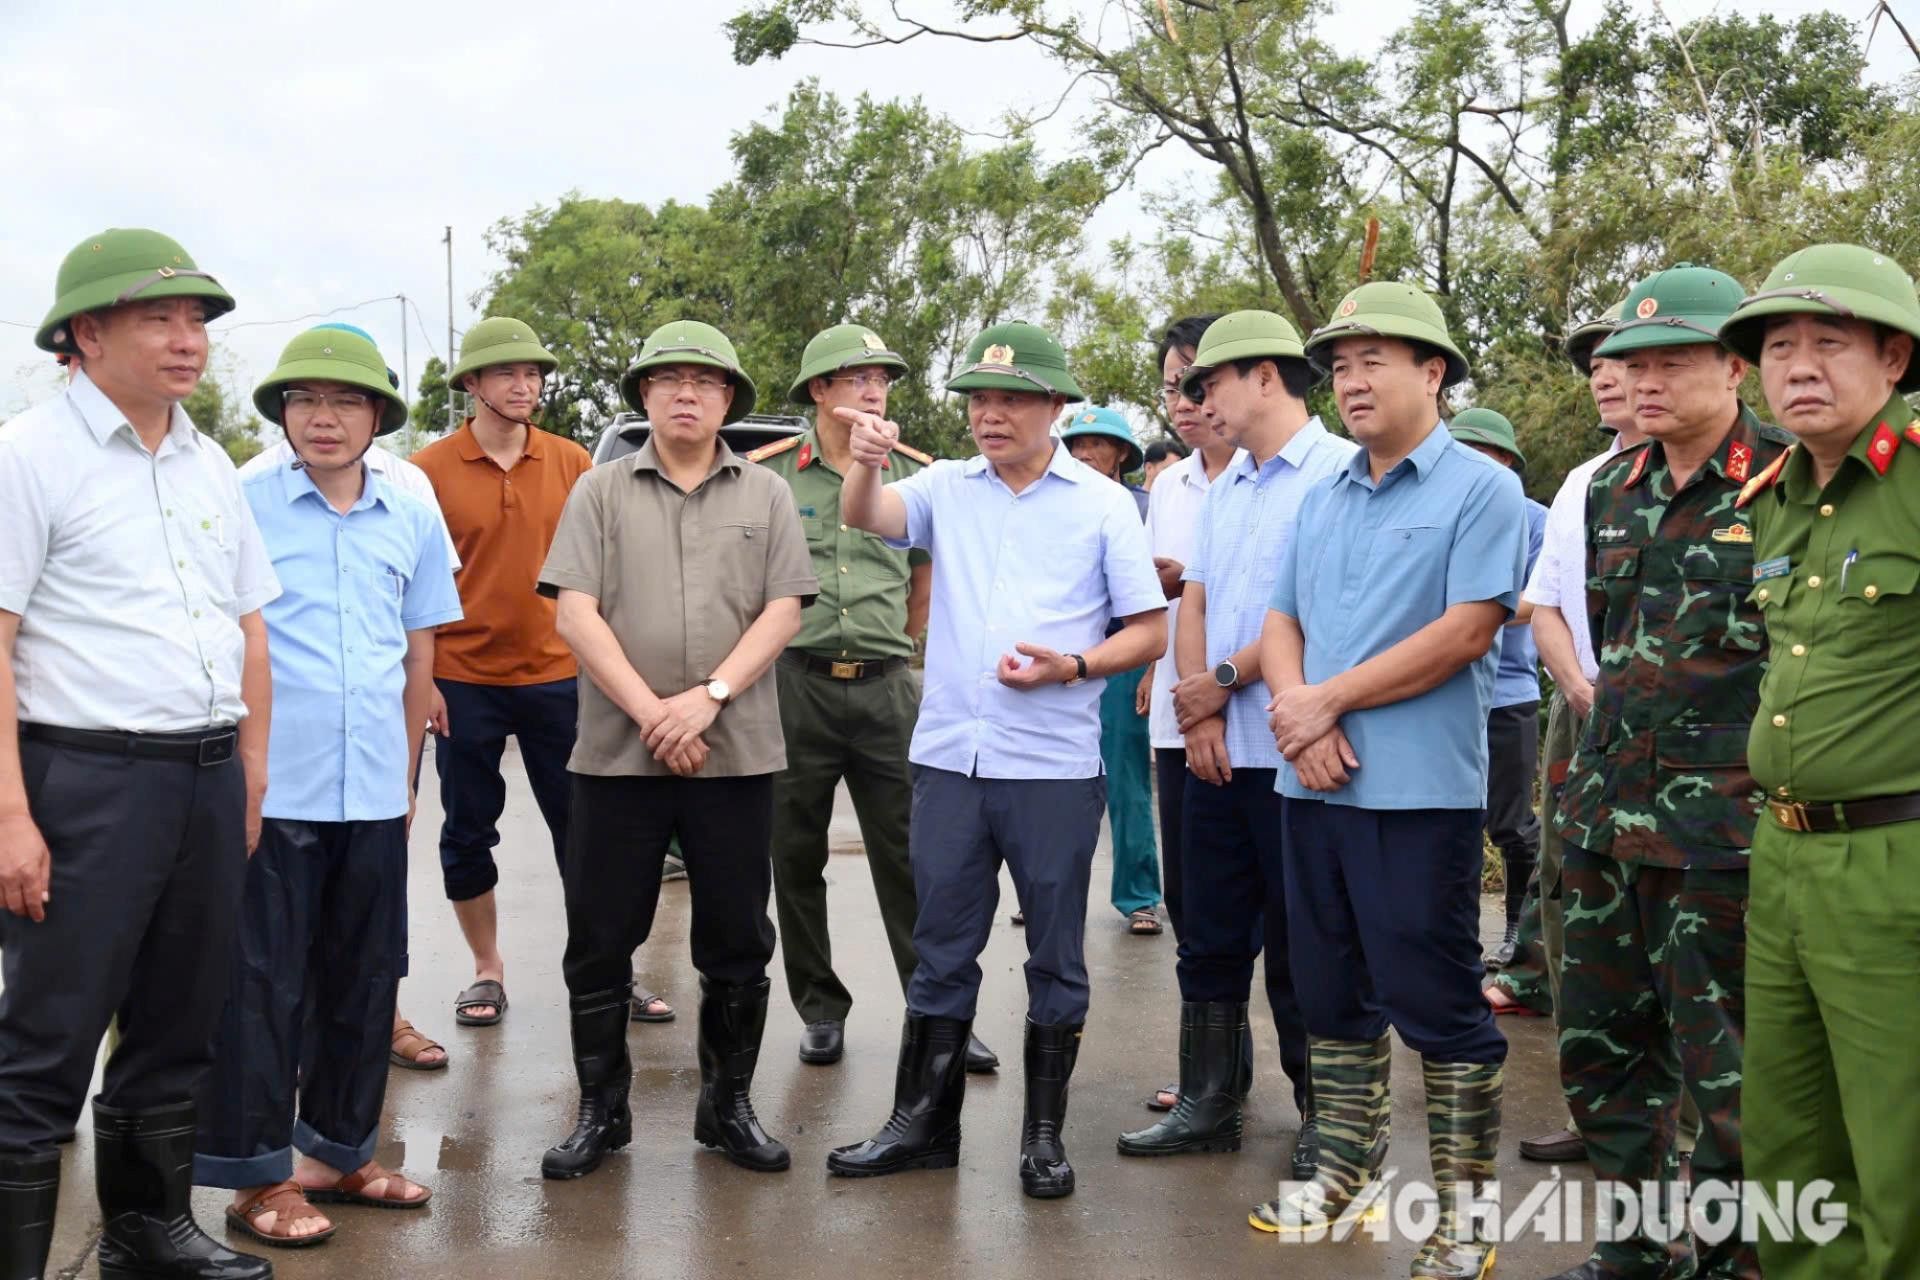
[
  {"x1": 799, "y1": 1019, "x2": 845, "y2": 1065},
  {"x1": 827, "y1": 1014, "x2": 971, "y2": 1177},
  {"x1": 1117, "y1": 1002, "x2": 1247, "y2": 1157},
  {"x1": 93, "y1": 1100, "x2": 272, "y2": 1280},
  {"x1": 692, "y1": 978, "x2": 789, "y2": 1173},
  {"x1": 1019, "y1": 1020, "x2": 1082, "y2": 1199},
  {"x1": 542, "y1": 986, "x2": 634, "y2": 1180},
  {"x1": 964, "y1": 1034, "x2": 999, "y2": 1074},
  {"x1": 1520, "y1": 1126, "x2": 1589, "y2": 1163},
  {"x1": 1486, "y1": 918, "x2": 1521, "y2": 971},
  {"x1": 0, "y1": 1150, "x2": 60, "y2": 1280}
]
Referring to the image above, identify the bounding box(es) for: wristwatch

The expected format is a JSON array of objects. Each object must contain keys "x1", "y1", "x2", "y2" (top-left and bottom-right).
[
  {"x1": 703, "y1": 678, "x2": 733, "y2": 706},
  {"x1": 1213, "y1": 660, "x2": 1240, "y2": 690},
  {"x1": 1064, "y1": 654, "x2": 1089, "y2": 686}
]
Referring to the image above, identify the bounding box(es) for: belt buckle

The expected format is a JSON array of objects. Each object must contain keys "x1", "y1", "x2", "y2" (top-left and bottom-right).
[
  {"x1": 196, "y1": 732, "x2": 237, "y2": 768},
  {"x1": 1767, "y1": 799, "x2": 1811, "y2": 832},
  {"x1": 829, "y1": 660, "x2": 863, "y2": 680}
]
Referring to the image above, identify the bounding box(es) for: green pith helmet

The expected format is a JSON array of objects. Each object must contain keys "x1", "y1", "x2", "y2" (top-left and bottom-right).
[
  {"x1": 253, "y1": 326, "x2": 409, "y2": 436},
  {"x1": 1305, "y1": 281, "x2": 1470, "y2": 389},
  {"x1": 946, "y1": 321, "x2": 1085, "y2": 402},
  {"x1": 1058, "y1": 405, "x2": 1144, "y2": 473},
  {"x1": 447, "y1": 316, "x2": 559, "y2": 391},
  {"x1": 1448, "y1": 407, "x2": 1525, "y2": 471},
  {"x1": 1593, "y1": 264, "x2": 1745, "y2": 359},
  {"x1": 1177, "y1": 309, "x2": 1315, "y2": 401},
  {"x1": 1720, "y1": 243, "x2": 1920, "y2": 393},
  {"x1": 37, "y1": 228, "x2": 236, "y2": 354},
  {"x1": 1566, "y1": 300, "x2": 1626, "y2": 376},
  {"x1": 788, "y1": 323, "x2": 909, "y2": 404},
  {"x1": 620, "y1": 319, "x2": 758, "y2": 423}
]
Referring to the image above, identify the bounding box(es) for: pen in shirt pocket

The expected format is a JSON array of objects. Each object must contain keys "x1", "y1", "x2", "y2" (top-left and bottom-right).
[
  {"x1": 386, "y1": 567, "x2": 404, "y2": 601},
  {"x1": 1840, "y1": 548, "x2": 1858, "y2": 592}
]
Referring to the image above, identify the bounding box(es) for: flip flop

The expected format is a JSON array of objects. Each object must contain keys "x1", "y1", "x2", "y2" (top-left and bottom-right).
[
  {"x1": 1483, "y1": 982, "x2": 1546, "y2": 1017},
  {"x1": 304, "y1": 1160, "x2": 432, "y2": 1210},
  {"x1": 388, "y1": 1019, "x2": 449, "y2": 1071},
  {"x1": 630, "y1": 987, "x2": 676, "y2": 1023},
  {"x1": 225, "y1": 1181, "x2": 335, "y2": 1248},
  {"x1": 454, "y1": 979, "x2": 507, "y2": 1027}
]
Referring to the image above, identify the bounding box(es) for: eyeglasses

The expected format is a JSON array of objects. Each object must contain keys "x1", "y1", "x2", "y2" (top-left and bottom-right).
[
  {"x1": 283, "y1": 389, "x2": 375, "y2": 417},
  {"x1": 827, "y1": 371, "x2": 896, "y2": 391},
  {"x1": 645, "y1": 372, "x2": 731, "y2": 396}
]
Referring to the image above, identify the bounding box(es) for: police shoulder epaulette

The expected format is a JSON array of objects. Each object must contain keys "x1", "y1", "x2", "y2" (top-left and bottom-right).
[
  {"x1": 745, "y1": 435, "x2": 803, "y2": 464},
  {"x1": 891, "y1": 441, "x2": 933, "y2": 466},
  {"x1": 1907, "y1": 422, "x2": 1920, "y2": 451},
  {"x1": 1735, "y1": 446, "x2": 1792, "y2": 510}
]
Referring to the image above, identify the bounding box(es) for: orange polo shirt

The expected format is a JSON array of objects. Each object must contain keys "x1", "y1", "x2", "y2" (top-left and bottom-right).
[{"x1": 412, "y1": 419, "x2": 593, "y2": 685}]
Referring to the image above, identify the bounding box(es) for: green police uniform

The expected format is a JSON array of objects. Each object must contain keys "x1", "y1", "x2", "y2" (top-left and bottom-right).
[
  {"x1": 1723, "y1": 244, "x2": 1920, "y2": 1280},
  {"x1": 1554, "y1": 265, "x2": 1787, "y2": 1280}
]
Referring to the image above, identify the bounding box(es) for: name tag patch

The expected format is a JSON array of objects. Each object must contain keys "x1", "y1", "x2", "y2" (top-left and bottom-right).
[
  {"x1": 1711, "y1": 523, "x2": 1753, "y2": 545},
  {"x1": 1753, "y1": 556, "x2": 1791, "y2": 583},
  {"x1": 798, "y1": 506, "x2": 817, "y2": 517},
  {"x1": 1596, "y1": 525, "x2": 1631, "y2": 543}
]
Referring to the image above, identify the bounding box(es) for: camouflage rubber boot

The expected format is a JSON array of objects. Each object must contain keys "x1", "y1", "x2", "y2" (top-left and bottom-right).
[
  {"x1": 1409, "y1": 1059, "x2": 1502, "y2": 1279},
  {"x1": 1249, "y1": 1034, "x2": 1392, "y2": 1233}
]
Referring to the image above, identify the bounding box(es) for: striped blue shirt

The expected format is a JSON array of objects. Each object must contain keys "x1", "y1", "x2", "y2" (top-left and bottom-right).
[{"x1": 1183, "y1": 419, "x2": 1358, "y2": 768}]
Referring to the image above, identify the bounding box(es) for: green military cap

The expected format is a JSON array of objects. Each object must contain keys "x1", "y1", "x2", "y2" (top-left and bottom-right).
[
  {"x1": 253, "y1": 326, "x2": 409, "y2": 436},
  {"x1": 1058, "y1": 405, "x2": 1144, "y2": 473},
  {"x1": 620, "y1": 319, "x2": 758, "y2": 423},
  {"x1": 1448, "y1": 406, "x2": 1525, "y2": 471},
  {"x1": 789, "y1": 324, "x2": 909, "y2": 404},
  {"x1": 37, "y1": 228, "x2": 236, "y2": 354},
  {"x1": 1177, "y1": 309, "x2": 1315, "y2": 401},
  {"x1": 448, "y1": 316, "x2": 559, "y2": 389},
  {"x1": 946, "y1": 321, "x2": 1085, "y2": 402},
  {"x1": 1720, "y1": 243, "x2": 1920, "y2": 393},
  {"x1": 1567, "y1": 300, "x2": 1626, "y2": 376},
  {"x1": 1593, "y1": 264, "x2": 1745, "y2": 359},
  {"x1": 1305, "y1": 281, "x2": 1470, "y2": 389}
]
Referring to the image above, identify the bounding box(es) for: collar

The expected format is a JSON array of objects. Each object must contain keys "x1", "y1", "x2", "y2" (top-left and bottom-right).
[
  {"x1": 631, "y1": 434, "x2": 742, "y2": 481},
  {"x1": 1339, "y1": 420, "x2": 1447, "y2": 487},
  {"x1": 1172, "y1": 449, "x2": 1216, "y2": 490},
  {"x1": 1624, "y1": 402, "x2": 1766, "y2": 490},
  {"x1": 68, "y1": 369, "x2": 200, "y2": 453},
  {"x1": 453, "y1": 417, "x2": 545, "y2": 463},
  {"x1": 1780, "y1": 392, "x2": 1916, "y2": 502},
  {"x1": 963, "y1": 439, "x2": 1083, "y2": 484},
  {"x1": 1230, "y1": 416, "x2": 1331, "y2": 482},
  {"x1": 279, "y1": 457, "x2": 391, "y2": 513}
]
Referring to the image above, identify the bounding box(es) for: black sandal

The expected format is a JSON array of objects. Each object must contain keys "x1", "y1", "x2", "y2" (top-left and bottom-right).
[
  {"x1": 453, "y1": 979, "x2": 507, "y2": 1027},
  {"x1": 630, "y1": 987, "x2": 675, "y2": 1023}
]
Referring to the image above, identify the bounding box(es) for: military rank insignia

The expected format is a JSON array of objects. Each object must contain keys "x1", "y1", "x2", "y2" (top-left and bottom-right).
[
  {"x1": 1711, "y1": 523, "x2": 1754, "y2": 544},
  {"x1": 1727, "y1": 441, "x2": 1752, "y2": 483}
]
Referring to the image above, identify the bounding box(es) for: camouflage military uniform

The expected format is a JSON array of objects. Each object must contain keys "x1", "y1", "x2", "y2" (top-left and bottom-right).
[{"x1": 1555, "y1": 404, "x2": 1787, "y2": 1279}]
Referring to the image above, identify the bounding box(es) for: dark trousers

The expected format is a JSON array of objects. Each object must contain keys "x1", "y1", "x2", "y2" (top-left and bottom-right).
[
  {"x1": 1486, "y1": 700, "x2": 1542, "y2": 922},
  {"x1": 194, "y1": 818, "x2": 406, "y2": 1187},
  {"x1": 1281, "y1": 798, "x2": 1507, "y2": 1064},
  {"x1": 0, "y1": 741, "x2": 246, "y2": 1155},
  {"x1": 1175, "y1": 769, "x2": 1310, "y2": 1113},
  {"x1": 905, "y1": 766, "x2": 1105, "y2": 1025},
  {"x1": 433, "y1": 676, "x2": 576, "y2": 902},
  {"x1": 562, "y1": 773, "x2": 776, "y2": 996},
  {"x1": 1154, "y1": 748, "x2": 1188, "y2": 940},
  {"x1": 769, "y1": 659, "x2": 920, "y2": 1023}
]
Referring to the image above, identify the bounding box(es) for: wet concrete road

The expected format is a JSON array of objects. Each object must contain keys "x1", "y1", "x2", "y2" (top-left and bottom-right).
[{"x1": 42, "y1": 742, "x2": 1601, "y2": 1278}]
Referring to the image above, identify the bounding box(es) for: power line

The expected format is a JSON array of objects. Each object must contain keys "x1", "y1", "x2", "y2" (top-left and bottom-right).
[{"x1": 214, "y1": 295, "x2": 399, "y2": 333}]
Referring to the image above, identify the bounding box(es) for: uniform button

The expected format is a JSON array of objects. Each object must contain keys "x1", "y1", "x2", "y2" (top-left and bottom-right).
[
  {"x1": 1778, "y1": 786, "x2": 1792, "y2": 798},
  {"x1": 840, "y1": 565, "x2": 849, "y2": 574},
  {"x1": 1807, "y1": 576, "x2": 1822, "y2": 589},
  {"x1": 1819, "y1": 504, "x2": 1834, "y2": 517},
  {"x1": 1791, "y1": 644, "x2": 1806, "y2": 657},
  {"x1": 177, "y1": 559, "x2": 186, "y2": 568},
  {"x1": 1772, "y1": 714, "x2": 1788, "y2": 728},
  {"x1": 1756, "y1": 589, "x2": 1770, "y2": 602},
  {"x1": 192, "y1": 609, "x2": 201, "y2": 619},
  {"x1": 841, "y1": 609, "x2": 849, "y2": 616},
  {"x1": 1865, "y1": 585, "x2": 1879, "y2": 599},
  {"x1": 840, "y1": 524, "x2": 848, "y2": 532}
]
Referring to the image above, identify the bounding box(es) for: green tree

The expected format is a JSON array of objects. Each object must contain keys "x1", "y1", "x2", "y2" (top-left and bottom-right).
[
  {"x1": 409, "y1": 355, "x2": 453, "y2": 445},
  {"x1": 182, "y1": 355, "x2": 263, "y2": 467}
]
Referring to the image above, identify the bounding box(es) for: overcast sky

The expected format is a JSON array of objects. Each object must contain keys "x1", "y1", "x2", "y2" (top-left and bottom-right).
[{"x1": 2, "y1": 0, "x2": 1909, "y2": 422}]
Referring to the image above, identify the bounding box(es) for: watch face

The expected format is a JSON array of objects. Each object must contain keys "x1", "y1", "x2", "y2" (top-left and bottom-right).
[
  {"x1": 707, "y1": 679, "x2": 731, "y2": 702},
  {"x1": 1214, "y1": 661, "x2": 1236, "y2": 688}
]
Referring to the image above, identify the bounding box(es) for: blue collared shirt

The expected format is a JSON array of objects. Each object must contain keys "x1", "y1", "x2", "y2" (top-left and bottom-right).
[
  {"x1": 1184, "y1": 419, "x2": 1358, "y2": 768},
  {"x1": 244, "y1": 461, "x2": 463, "y2": 821},
  {"x1": 1269, "y1": 423, "x2": 1527, "y2": 810},
  {"x1": 1493, "y1": 495, "x2": 1548, "y2": 708},
  {"x1": 887, "y1": 443, "x2": 1166, "y2": 779}
]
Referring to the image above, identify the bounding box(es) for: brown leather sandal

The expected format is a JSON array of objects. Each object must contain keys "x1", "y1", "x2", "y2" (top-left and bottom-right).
[
  {"x1": 304, "y1": 1160, "x2": 432, "y2": 1210},
  {"x1": 388, "y1": 1020, "x2": 448, "y2": 1071},
  {"x1": 225, "y1": 1181, "x2": 336, "y2": 1248}
]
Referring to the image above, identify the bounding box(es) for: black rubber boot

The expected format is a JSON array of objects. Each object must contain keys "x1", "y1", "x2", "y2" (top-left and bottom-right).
[
  {"x1": 1117, "y1": 1002, "x2": 1246, "y2": 1156},
  {"x1": 1019, "y1": 1019, "x2": 1082, "y2": 1199},
  {"x1": 964, "y1": 1034, "x2": 998, "y2": 1074},
  {"x1": 0, "y1": 1151, "x2": 60, "y2": 1280},
  {"x1": 692, "y1": 978, "x2": 789, "y2": 1172},
  {"x1": 827, "y1": 1013, "x2": 970, "y2": 1177},
  {"x1": 541, "y1": 986, "x2": 635, "y2": 1180},
  {"x1": 92, "y1": 1100, "x2": 271, "y2": 1280}
]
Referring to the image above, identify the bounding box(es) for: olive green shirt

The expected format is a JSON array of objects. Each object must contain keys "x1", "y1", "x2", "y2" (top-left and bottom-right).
[
  {"x1": 1747, "y1": 393, "x2": 1920, "y2": 804},
  {"x1": 751, "y1": 429, "x2": 930, "y2": 661}
]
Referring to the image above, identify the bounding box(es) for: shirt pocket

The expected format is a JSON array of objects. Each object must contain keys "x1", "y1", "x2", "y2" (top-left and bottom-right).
[
  {"x1": 1652, "y1": 723, "x2": 1760, "y2": 848},
  {"x1": 714, "y1": 520, "x2": 771, "y2": 616},
  {"x1": 1677, "y1": 543, "x2": 1760, "y2": 652},
  {"x1": 178, "y1": 498, "x2": 241, "y2": 615},
  {"x1": 356, "y1": 562, "x2": 410, "y2": 629},
  {"x1": 1359, "y1": 523, "x2": 1447, "y2": 616},
  {"x1": 1836, "y1": 552, "x2": 1920, "y2": 649}
]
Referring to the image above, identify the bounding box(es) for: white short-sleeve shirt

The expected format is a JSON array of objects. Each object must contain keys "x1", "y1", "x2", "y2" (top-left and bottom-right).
[
  {"x1": 1142, "y1": 449, "x2": 1221, "y2": 749},
  {"x1": 0, "y1": 371, "x2": 282, "y2": 731},
  {"x1": 1523, "y1": 438, "x2": 1625, "y2": 683}
]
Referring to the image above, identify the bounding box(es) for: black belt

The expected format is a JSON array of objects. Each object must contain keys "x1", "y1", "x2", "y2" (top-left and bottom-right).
[
  {"x1": 1766, "y1": 792, "x2": 1920, "y2": 834},
  {"x1": 782, "y1": 653, "x2": 909, "y2": 682},
  {"x1": 21, "y1": 722, "x2": 239, "y2": 767}
]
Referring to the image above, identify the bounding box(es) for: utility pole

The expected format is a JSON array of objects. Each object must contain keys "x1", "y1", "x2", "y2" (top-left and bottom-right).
[
  {"x1": 397, "y1": 294, "x2": 412, "y2": 454},
  {"x1": 444, "y1": 226, "x2": 457, "y2": 433}
]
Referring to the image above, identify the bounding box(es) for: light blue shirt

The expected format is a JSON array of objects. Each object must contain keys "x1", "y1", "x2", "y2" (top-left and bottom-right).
[
  {"x1": 1269, "y1": 423, "x2": 1527, "y2": 810},
  {"x1": 888, "y1": 443, "x2": 1165, "y2": 779},
  {"x1": 1184, "y1": 419, "x2": 1358, "y2": 768},
  {"x1": 1493, "y1": 497, "x2": 1548, "y2": 708},
  {"x1": 244, "y1": 461, "x2": 463, "y2": 822}
]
